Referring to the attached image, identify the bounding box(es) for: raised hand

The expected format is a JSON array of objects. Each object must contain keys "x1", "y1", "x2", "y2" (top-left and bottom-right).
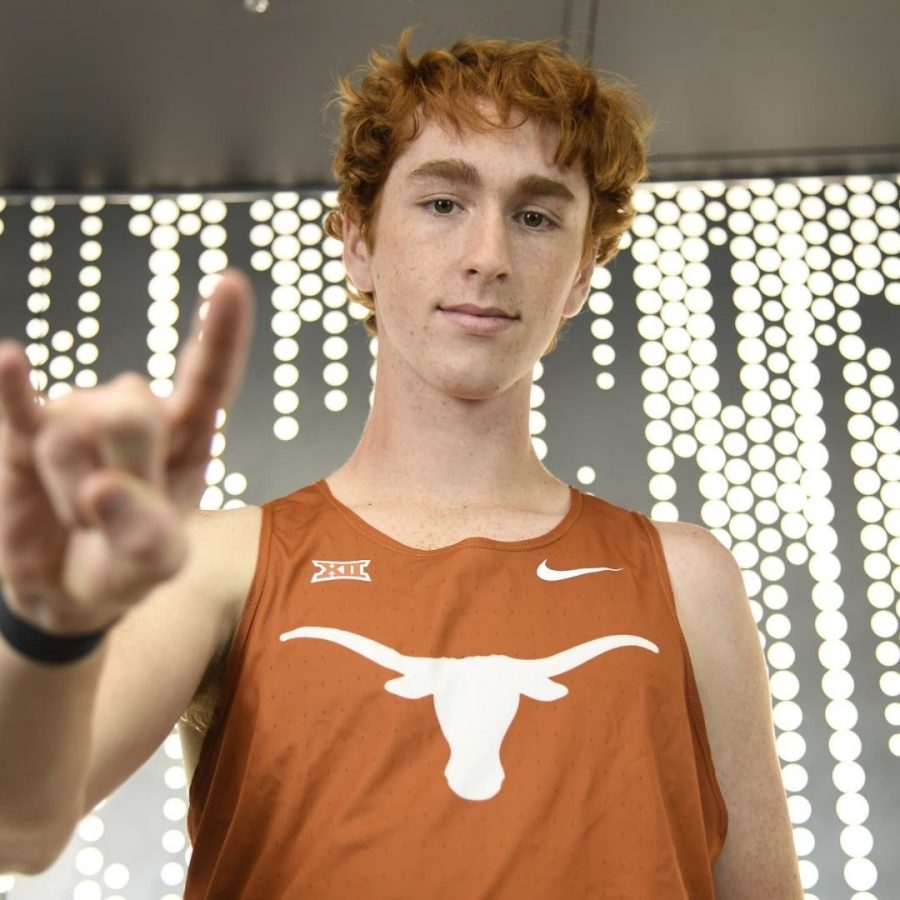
[{"x1": 0, "y1": 270, "x2": 255, "y2": 634}]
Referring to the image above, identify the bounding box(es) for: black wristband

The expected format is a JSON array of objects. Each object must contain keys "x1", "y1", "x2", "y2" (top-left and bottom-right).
[{"x1": 0, "y1": 587, "x2": 111, "y2": 665}]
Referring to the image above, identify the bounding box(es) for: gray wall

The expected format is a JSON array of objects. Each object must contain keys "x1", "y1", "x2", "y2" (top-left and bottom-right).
[{"x1": 1, "y1": 172, "x2": 898, "y2": 898}]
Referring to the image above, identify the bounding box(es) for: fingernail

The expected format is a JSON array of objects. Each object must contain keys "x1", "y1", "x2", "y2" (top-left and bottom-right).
[{"x1": 98, "y1": 492, "x2": 128, "y2": 522}]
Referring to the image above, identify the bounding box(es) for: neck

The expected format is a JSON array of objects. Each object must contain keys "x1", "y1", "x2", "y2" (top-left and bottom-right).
[{"x1": 328, "y1": 348, "x2": 562, "y2": 510}]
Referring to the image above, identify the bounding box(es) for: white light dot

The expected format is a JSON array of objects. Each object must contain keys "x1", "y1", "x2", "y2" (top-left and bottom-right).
[
  {"x1": 789, "y1": 801, "x2": 814, "y2": 833},
  {"x1": 73, "y1": 881, "x2": 102, "y2": 900},
  {"x1": 199, "y1": 248, "x2": 228, "y2": 274},
  {"x1": 834, "y1": 760, "x2": 866, "y2": 793},
  {"x1": 224, "y1": 472, "x2": 248, "y2": 496},
  {"x1": 877, "y1": 642, "x2": 900, "y2": 667},
  {"x1": 823, "y1": 668, "x2": 855, "y2": 701},
  {"x1": 163, "y1": 733, "x2": 183, "y2": 760},
  {"x1": 651, "y1": 500, "x2": 679, "y2": 522},
  {"x1": 200, "y1": 225, "x2": 228, "y2": 250},
  {"x1": 881, "y1": 671, "x2": 900, "y2": 696},
  {"x1": 175, "y1": 194, "x2": 202, "y2": 211},
  {"x1": 798, "y1": 859, "x2": 818, "y2": 889},
  {"x1": 165, "y1": 765, "x2": 187, "y2": 790},
  {"x1": 649, "y1": 473, "x2": 676, "y2": 500},
  {"x1": 163, "y1": 797, "x2": 187, "y2": 822},
  {"x1": 104, "y1": 863, "x2": 130, "y2": 890},
  {"x1": 299, "y1": 298, "x2": 324, "y2": 322},
  {"x1": 844, "y1": 858, "x2": 877, "y2": 891},
  {"x1": 161, "y1": 861, "x2": 186, "y2": 886},
  {"x1": 841, "y1": 824, "x2": 874, "y2": 858},
  {"x1": 829, "y1": 730, "x2": 862, "y2": 762},
  {"x1": 200, "y1": 199, "x2": 227, "y2": 223},
  {"x1": 77, "y1": 814, "x2": 105, "y2": 842},
  {"x1": 782, "y1": 763, "x2": 808, "y2": 792},
  {"x1": 776, "y1": 731, "x2": 806, "y2": 762},
  {"x1": 593, "y1": 344, "x2": 615, "y2": 366},
  {"x1": 272, "y1": 259, "x2": 300, "y2": 285},
  {"x1": 792, "y1": 825, "x2": 814, "y2": 855},
  {"x1": 299, "y1": 198, "x2": 322, "y2": 220},
  {"x1": 249, "y1": 199, "x2": 273, "y2": 221},
  {"x1": 773, "y1": 700, "x2": 802, "y2": 731},
  {"x1": 272, "y1": 209, "x2": 300, "y2": 235},
  {"x1": 273, "y1": 363, "x2": 299, "y2": 388},
  {"x1": 322, "y1": 284, "x2": 348, "y2": 310},
  {"x1": 271, "y1": 388, "x2": 299, "y2": 415},
  {"x1": 179, "y1": 213, "x2": 202, "y2": 236},
  {"x1": 771, "y1": 670, "x2": 799, "y2": 700},
  {"x1": 75, "y1": 846, "x2": 104, "y2": 876},
  {"x1": 532, "y1": 435, "x2": 548, "y2": 460},
  {"x1": 576, "y1": 466, "x2": 596, "y2": 485},
  {"x1": 323, "y1": 362, "x2": 348, "y2": 387},
  {"x1": 274, "y1": 416, "x2": 300, "y2": 441}
]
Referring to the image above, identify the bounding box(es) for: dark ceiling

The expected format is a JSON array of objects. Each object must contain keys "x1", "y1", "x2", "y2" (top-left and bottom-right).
[{"x1": 1, "y1": 0, "x2": 898, "y2": 195}]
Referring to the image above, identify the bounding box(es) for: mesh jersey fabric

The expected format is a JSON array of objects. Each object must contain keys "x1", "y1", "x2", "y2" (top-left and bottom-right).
[{"x1": 184, "y1": 479, "x2": 728, "y2": 899}]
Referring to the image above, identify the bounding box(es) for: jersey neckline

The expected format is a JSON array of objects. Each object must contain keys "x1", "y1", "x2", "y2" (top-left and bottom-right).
[{"x1": 313, "y1": 478, "x2": 584, "y2": 556}]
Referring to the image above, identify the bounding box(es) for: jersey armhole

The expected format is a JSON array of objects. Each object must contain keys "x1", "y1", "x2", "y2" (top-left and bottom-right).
[
  {"x1": 186, "y1": 499, "x2": 275, "y2": 839},
  {"x1": 633, "y1": 510, "x2": 730, "y2": 854}
]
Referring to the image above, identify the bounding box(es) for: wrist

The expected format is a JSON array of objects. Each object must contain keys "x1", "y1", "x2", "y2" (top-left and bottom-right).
[{"x1": 0, "y1": 586, "x2": 117, "y2": 666}]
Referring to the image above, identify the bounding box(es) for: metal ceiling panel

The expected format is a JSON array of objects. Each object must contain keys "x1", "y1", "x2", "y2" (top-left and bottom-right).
[
  {"x1": 0, "y1": 0, "x2": 897, "y2": 192},
  {"x1": 586, "y1": 0, "x2": 900, "y2": 180}
]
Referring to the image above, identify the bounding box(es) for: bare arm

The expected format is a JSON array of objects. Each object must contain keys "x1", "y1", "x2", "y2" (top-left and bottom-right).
[
  {"x1": 656, "y1": 521, "x2": 803, "y2": 900},
  {"x1": 0, "y1": 271, "x2": 254, "y2": 874}
]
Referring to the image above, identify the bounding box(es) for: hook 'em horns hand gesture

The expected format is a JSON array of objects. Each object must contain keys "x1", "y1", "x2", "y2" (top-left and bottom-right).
[{"x1": 0, "y1": 270, "x2": 255, "y2": 635}]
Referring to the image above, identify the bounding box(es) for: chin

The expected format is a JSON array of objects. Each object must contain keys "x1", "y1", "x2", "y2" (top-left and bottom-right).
[{"x1": 434, "y1": 368, "x2": 523, "y2": 401}]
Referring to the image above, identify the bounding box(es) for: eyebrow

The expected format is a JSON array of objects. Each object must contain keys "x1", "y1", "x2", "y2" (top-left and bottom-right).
[{"x1": 407, "y1": 158, "x2": 576, "y2": 204}]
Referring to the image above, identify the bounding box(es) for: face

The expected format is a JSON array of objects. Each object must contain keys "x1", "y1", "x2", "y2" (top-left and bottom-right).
[{"x1": 342, "y1": 108, "x2": 594, "y2": 401}]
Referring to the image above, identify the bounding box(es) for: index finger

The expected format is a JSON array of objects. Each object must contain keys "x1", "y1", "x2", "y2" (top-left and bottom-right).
[{"x1": 166, "y1": 269, "x2": 255, "y2": 439}]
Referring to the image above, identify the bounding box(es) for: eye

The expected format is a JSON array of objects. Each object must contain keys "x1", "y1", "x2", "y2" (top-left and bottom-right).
[
  {"x1": 430, "y1": 198, "x2": 457, "y2": 214},
  {"x1": 519, "y1": 210, "x2": 552, "y2": 229}
]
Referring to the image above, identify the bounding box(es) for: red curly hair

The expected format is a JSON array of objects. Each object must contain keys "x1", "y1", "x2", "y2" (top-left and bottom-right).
[{"x1": 323, "y1": 29, "x2": 653, "y2": 354}]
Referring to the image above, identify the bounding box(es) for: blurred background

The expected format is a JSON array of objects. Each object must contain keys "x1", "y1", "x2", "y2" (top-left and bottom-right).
[{"x1": 0, "y1": 1, "x2": 898, "y2": 898}]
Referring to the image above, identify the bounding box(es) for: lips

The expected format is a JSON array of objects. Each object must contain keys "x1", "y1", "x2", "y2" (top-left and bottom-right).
[{"x1": 440, "y1": 304, "x2": 515, "y2": 318}]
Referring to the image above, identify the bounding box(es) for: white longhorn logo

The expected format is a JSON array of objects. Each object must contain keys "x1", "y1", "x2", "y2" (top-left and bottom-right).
[{"x1": 279, "y1": 626, "x2": 659, "y2": 801}]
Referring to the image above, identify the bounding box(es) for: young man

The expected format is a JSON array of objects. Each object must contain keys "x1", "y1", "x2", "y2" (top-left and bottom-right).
[{"x1": 0, "y1": 33, "x2": 802, "y2": 899}]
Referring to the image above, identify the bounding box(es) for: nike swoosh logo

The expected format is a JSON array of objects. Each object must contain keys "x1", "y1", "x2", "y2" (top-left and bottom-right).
[{"x1": 537, "y1": 560, "x2": 623, "y2": 581}]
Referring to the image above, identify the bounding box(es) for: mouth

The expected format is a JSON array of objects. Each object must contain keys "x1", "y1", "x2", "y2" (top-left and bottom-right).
[
  {"x1": 439, "y1": 304, "x2": 517, "y2": 319},
  {"x1": 437, "y1": 306, "x2": 519, "y2": 335}
]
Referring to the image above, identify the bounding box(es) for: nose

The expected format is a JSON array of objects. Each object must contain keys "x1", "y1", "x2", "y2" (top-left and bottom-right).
[{"x1": 462, "y1": 207, "x2": 511, "y2": 282}]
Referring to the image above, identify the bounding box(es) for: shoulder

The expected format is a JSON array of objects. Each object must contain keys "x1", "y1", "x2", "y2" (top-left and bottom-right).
[
  {"x1": 648, "y1": 519, "x2": 754, "y2": 711},
  {"x1": 188, "y1": 502, "x2": 263, "y2": 550},
  {"x1": 648, "y1": 517, "x2": 757, "y2": 738},
  {"x1": 187, "y1": 502, "x2": 263, "y2": 575},
  {"x1": 185, "y1": 503, "x2": 264, "y2": 632},
  {"x1": 653, "y1": 521, "x2": 750, "y2": 628},
  {"x1": 650, "y1": 518, "x2": 741, "y2": 595}
]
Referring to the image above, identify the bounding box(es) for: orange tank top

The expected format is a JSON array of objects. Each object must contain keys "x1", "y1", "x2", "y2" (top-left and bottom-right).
[{"x1": 185, "y1": 480, "x2": 727, "y2": 899}]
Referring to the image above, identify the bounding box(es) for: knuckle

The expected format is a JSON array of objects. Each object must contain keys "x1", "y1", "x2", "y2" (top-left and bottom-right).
[
  {"x1": 102, "y1": 409, "x2": 158, "y2": 444},
  {"x1": 111, "y1": 371, "x2": 152, "y2": 394},
  {"x1": 95, "y1": 388, "x2": 165, "y2": 453}
]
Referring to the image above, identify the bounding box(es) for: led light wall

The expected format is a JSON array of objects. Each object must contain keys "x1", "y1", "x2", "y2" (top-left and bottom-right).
[{"x1": 0, "y1": 174, "x2": 897, "y2": 900}]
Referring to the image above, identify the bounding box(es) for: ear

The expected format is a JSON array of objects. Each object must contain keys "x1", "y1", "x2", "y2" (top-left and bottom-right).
[
  {"x1": 342, "y1": 211, "x2": 375, "y2": 294},
  {"x1": 561, "y1": 260, "x2": 595, "y2": 319}
]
